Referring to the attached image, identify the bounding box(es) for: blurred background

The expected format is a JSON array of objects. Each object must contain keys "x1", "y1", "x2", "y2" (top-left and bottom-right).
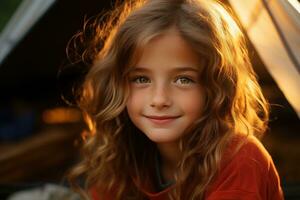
[{"x1": 0, "y1": 0, "x2": 299, "y2": 199}]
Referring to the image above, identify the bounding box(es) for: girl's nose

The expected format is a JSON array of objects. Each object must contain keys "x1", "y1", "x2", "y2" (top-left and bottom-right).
[{"x1": 150, "y1": 84, "x2": 172, "y2": 109}]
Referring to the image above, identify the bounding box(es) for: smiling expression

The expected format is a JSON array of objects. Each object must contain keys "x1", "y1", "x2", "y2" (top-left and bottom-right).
[{"x1": 126, "y1": 28, "x2": 205, "y2": 144}]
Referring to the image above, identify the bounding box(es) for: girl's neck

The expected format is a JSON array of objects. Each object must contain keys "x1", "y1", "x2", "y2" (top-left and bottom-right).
[{"x1": 156, "y1": 142, "x2": 181, "y2": 182}]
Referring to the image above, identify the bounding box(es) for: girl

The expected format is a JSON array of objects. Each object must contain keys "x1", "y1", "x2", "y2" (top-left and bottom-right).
[{"x1": 68, "y1": 0, "x2": 284, "y2": 199}]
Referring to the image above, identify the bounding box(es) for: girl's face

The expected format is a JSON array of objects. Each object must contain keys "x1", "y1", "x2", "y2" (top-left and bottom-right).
[{"x1": 126, "y1": 28, "x2": 205, "y2": 144}]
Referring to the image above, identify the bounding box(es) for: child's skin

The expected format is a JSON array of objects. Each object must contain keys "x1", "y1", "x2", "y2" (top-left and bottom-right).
[{"x1": 126, "y1": 27, "x2": 205, "y2": 183}]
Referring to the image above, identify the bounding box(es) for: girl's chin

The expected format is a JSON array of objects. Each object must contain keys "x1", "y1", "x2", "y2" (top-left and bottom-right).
[{"x1": 145, "y1": 133, "x2": 181, "y2": 144}]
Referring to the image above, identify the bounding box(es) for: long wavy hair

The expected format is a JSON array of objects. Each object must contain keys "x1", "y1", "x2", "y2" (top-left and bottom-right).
[{"x1": 67, "y1": 0, "x2": 269, "y2": 199}]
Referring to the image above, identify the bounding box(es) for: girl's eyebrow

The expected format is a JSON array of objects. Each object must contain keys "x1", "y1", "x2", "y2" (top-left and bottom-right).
[{"x1": 129, "y1": 66, "x2": 199, "y2": 73}]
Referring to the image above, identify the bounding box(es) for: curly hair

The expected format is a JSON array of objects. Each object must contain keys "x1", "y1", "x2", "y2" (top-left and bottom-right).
[{"x1": 67, "y1": 0, "x2": 269, "y2": 199}]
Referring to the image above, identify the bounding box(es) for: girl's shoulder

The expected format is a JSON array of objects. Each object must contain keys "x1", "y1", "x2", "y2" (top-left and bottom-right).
[
  {"x1": 205, "y1": 134, "x2": 284, "y2": 200},
  {"x1": 224, "y1": 134, "x2": 272, "y2": 168},
  {"x1": 221, "y1": 134, "x2": 280, "y2": 184}
]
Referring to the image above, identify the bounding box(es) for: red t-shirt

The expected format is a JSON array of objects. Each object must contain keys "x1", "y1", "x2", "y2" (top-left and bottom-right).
[{"x1": 90, "y1": 135, "x2": 284, "y2": 199}]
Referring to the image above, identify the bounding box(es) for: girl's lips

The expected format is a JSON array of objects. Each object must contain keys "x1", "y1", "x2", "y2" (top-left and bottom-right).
[{"x1": 145, "y1": 115, "x2": 180, "y2": 125}]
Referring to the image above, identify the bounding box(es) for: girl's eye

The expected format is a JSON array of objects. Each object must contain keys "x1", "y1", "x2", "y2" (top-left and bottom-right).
[
  {"x1": 131, "y1": 76, "x2": 151, "y2": 84},
  {"x1": 175, "y1": 76, "x2": 195, "y2": 85}
]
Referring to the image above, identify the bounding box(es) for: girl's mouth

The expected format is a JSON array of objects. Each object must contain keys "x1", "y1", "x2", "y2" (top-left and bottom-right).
[{"x1": 145, "y1": 115, "x2": 180, "y2": 125}]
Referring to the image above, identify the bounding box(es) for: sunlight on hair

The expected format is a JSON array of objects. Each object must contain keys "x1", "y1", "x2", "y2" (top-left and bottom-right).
[
  {"x1": 82, "y1": 112, "x2": 95, "y2": 135},
  {"x1": 213, "y1": 2, "x2": 241, "y2": 38}
]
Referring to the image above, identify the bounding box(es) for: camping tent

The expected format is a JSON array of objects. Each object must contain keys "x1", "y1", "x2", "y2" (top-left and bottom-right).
[{"x1": 229, "y1": 0, "x2": 300, "y2": 118}]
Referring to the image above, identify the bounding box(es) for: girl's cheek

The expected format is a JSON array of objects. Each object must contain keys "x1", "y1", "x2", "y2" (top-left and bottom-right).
[
  {"x1": 177, "y1": 89, "x2": 205, "y2": 115},
  {"x1": 127, "y1": 88, "x2": 147, "y2": 109}
]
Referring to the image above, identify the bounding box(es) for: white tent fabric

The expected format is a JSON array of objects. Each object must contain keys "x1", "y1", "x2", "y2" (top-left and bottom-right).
[
  {"x1": 0, "y1": 0, "x2": 56, "y2": 65},
  {"x1": 229, "y1": 0, "x2": 300, "y2": 118}
]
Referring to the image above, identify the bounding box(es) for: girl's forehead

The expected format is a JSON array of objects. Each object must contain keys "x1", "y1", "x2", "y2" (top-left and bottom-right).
[
  {"x1": 129, "y1": 65, "x2": 200, "y2": 74},
  {"x1": 123, "y1": 27, "x2": 208, "y2": 75},
  {"x1": 126, "y1": 55, "x2": 205, "y2": 77}
]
